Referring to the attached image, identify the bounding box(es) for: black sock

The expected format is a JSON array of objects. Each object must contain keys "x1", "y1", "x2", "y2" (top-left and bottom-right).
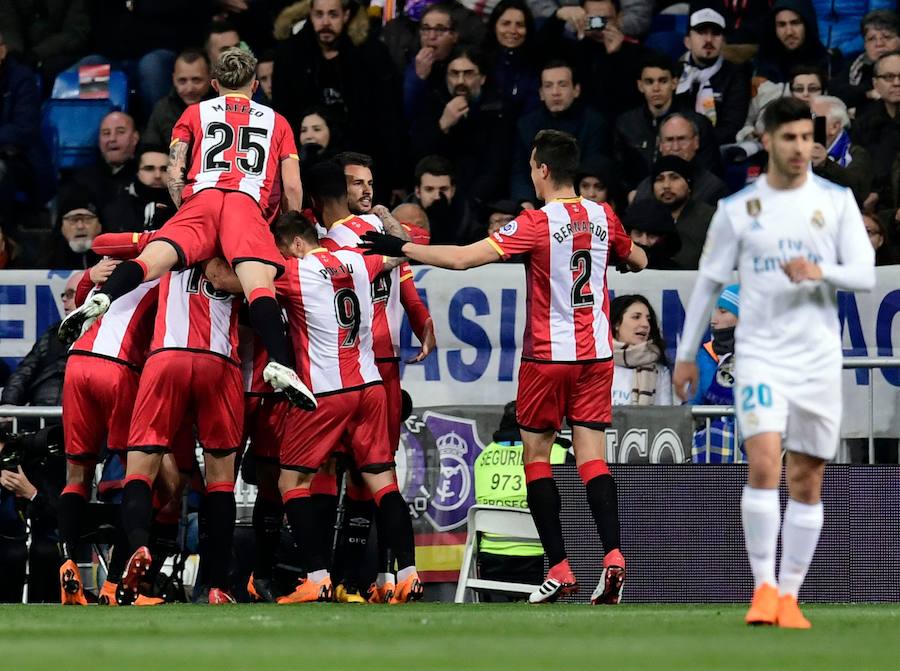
[
  {"x1": 284, "y1": 497, "x2": 327, "y2": 572},
  {"x1": 585, "y1": 474, "x2": 620, "y2": 555},
  {"x1": 57, "y1": 492, "x2": 87, "y2": 560},
  {"x1": 106, "y1": 524, "x2": 129, "y2": 583},
  {"x1": 205, "y1": 491, "x2": 236, "y2": 589},
  {"x1": 311, "y1": 493, "x2": 337, "y2": 564},
  {"x1": 252, "y1": 497, "x2": 283, "y2": 580},
  {"x1": 526, "y1": 478, "x2": 567, "y2": 566},
  {"x1": 248, "y1": 296, "x2": 290, "y2": 367},
  {"x1": 122, "y1": 480, "x2": 153, "y2": 552},
  {"x1": 376, "y1": 492, "x2": 415, "y2": 570},
  {"x1": 337, "y1": 498, "x2": 374, "y2": 589},
  {"x1": 147, "y1": 520, "x2": 179, "y2": 582},
  {"x1": 101, "y1": 260, "x2": 146, "y2": 302}
]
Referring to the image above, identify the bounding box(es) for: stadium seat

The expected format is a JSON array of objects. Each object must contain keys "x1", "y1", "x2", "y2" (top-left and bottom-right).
[
  {"x1": 51, "y1": 69, "x2": 129, "y2": 112},
  {"x1": 643, "y1": 5, "x2": 689, "y2": 60},
  {"x1": 454, "y1": 505, "x2": 542, "y2": 603},
  {"x1": 41, "y1": 99, "x2": 115, "y2": 170}
]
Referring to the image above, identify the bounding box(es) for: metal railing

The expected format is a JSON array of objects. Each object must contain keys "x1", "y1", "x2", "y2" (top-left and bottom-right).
[{"x1": 691, "y1": 357, "x2": 900, "y2": 465}]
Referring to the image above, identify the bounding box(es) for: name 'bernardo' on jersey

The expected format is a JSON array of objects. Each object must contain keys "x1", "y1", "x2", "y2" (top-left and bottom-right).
[
  {"x1": 552, "y1": 218, "x2": 609, "y2": 244},
  {"x1": 752, "y1": 238, "x2": 823, "y2": 273},
  {"x1": 211, "y1": 100, "x2": 265, "y2": 117}
]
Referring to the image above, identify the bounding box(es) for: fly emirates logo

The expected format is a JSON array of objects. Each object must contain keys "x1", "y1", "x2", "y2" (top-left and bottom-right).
[{"x1": 752, "y1": 238, "x2": 822, "y2": 273}]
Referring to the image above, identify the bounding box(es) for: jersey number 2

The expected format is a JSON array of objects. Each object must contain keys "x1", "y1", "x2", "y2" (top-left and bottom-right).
[
  {"x1": 334, "y1": 288, "x2": 361, "y2": 348},
  {"x1": 204, "y1": 122, "x2": 268, "y2": 175},
  {"x1": 570, "y1": 250, "x2": 595, "y2": 308}
]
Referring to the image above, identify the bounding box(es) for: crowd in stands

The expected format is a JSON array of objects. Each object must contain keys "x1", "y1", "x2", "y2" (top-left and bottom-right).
[{"x1": 0, "y1": 0, "x2": 898, "y2": 270}]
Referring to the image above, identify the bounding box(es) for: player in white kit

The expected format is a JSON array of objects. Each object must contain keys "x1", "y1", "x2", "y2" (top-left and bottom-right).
[{"x1": 673, "y1": 98, "x2": 875, "y2": 629}]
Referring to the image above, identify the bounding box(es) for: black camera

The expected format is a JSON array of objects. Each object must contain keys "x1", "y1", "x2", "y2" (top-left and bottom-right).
[
  {"x1": 587, "y1": 16, "x2": 607, "y2": 31},
  {"x1": 0, "y1": 425, "x2": 64, "y2": 472}
]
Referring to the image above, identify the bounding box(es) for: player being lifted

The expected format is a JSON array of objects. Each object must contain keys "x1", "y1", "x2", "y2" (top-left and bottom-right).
[
  {"x1": 58, "y1": 47, "x2": 315, "y2": 411},
  {"x1": 673, "y1": 98, "x2": 875, "y2": 628},
  {"x1": 361, "y1": 130, "x2": 647, "y2": 604}
]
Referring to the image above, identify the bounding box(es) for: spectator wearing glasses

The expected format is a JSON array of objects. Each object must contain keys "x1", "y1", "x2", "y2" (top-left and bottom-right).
[
  {"x1": 832, "y1": 10, "x2": 900, "y2": 117},
  {"x1": 863, "y1": 212, "x2": 900, "y2": 265},
  {"x1": 852, "y1": 50, "x2": 900, "y2": 212},
  {"x1": 402, "y1": 4, "x2": 461, "y2": 118},
  {"x1": 810, "y1": 96, "x2": 873, "y2": 205},
  {"x1": 38, "y1": 192, "x2": 103, "y2": 270}
]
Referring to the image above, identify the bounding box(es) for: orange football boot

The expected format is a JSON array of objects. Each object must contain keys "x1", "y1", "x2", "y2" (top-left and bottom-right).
[
  {"x1": 59, "y1": 560, "x2": 87, "y2": 605},
  {"x1": 776, "y1": 594, "x2": 812, "y2": 629},
  {"x1": 745, "y1": 583, "x2": 779, "y2": 625},
  {"x1": 390, "y1": 571, "x2": 424, "y2": 604},
  {"x1": 276, "y1": 576, "x2": 333, "y2": 604}
]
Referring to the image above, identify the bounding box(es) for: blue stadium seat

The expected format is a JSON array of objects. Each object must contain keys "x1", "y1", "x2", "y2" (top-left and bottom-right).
[
  {"x1": 41, "y1": 99, "x2": 115, "y2": 170},
  {"x1": 50, "y1": 69, "x2": 129, "y2": 112},
  {"x1": 644, "y1": 11, "x2": 689, "y2": 61}
]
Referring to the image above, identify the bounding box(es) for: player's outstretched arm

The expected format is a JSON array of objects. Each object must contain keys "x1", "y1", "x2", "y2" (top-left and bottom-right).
[
  {"x1": 624, "y1": 243, "x2": 648, "y2": 271},
  {"x1": 167, "y1": 140, "x2": 189, "y2": 208},
  {"x1": 280, "y1": 157, "x2": 303, "y2": 213},
  {"x1": 360, "y1": 231, "x2": 499, "y2": 270}
]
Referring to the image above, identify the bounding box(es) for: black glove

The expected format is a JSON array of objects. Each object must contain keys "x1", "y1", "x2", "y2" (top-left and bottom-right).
[{"x1": 359, "y1": 230, "x2": 408, "y2": 257}]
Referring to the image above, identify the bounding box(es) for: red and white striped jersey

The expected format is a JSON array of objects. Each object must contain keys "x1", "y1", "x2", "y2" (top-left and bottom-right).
[
  {"x1": 276, "y1": 248, "x2": 385, "y2": 395},
  {"x1": 70, "y1": 280, "x2": 160, "y2": 369},
  {"x1": 488, "y1": 198, "x2": 632, "y2": 362},
  {"x1": 321, "y1": 214, "x2": 417, "y2": 361},
  {"x1": 171, "y1": 94, "x2": 298, "y2": 206},
  {"x1": 149, "y1": 267, "x2": 241, "y2": 364}
]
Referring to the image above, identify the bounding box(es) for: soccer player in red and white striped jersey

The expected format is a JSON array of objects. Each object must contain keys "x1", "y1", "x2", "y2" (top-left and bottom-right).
[
  {"x1": 118, "y1": 263, "x2": 245, "y2": 605},
  {"x1": 360, "y1": 130, "x2": 648, "y2": 605},
  {"x1": 58, "y1": 47, "x2": 314, "y2": 412},
  {"x1": 266, "y1": 205, "x2": 423, "y2": 605}
]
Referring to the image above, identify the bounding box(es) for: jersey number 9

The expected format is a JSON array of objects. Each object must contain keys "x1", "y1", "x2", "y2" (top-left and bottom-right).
[{"x1": 334, "y1": 288, "x2": 362, "y2": 348}]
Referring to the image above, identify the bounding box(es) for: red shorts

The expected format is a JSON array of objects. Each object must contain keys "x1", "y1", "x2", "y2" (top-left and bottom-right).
[
  {"x1": 128, "y1": 350, "x2": 243, "y2": 455},
  {"x1": 280, "y1": 383, "x2": 393, "y2": 473},
  {"x1": 376, "y1": 360, "x2": 402, "y2": 453},
  {"x1": 243, "y1": 395, "x2": 288, "y2": 462},
  {"x1": 155, "y1": 189, "x2": 284, "y2": 274},
  {"x1": 63, "y1": 355, "x2": 139, "y2": 461},
  {"x1": 170, "y1": 419, "x2": 198, "y2": 473},
  {"x1": 516, "y1": 359, "x2": 613, "y2": 433}
]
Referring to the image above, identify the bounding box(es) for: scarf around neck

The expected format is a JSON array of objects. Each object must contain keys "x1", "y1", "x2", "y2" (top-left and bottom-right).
[
  {"x1": 613, "y1": 340, "x2": 661, "y2": 406},
  {"x1": 677, "y1": 55, "x2": 724, "y2": 125},
  {"x1": 827, "y1": 129, "x2": 853, "y2": 168}
]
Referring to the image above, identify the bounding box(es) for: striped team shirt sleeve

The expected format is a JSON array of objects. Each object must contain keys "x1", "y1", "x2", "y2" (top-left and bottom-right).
[
  {"x1": 170, "y1": 105, "x2": 197, "y2": 146},
  {"x1": 605, "y1": 205, "x2": 633, "y2": 263},
  {"x1": 487, "y1": 210, "x2": 542, "y2": 258},
  {"x1": 275, "y1": 115, "x2": 299, "y2": 161}
]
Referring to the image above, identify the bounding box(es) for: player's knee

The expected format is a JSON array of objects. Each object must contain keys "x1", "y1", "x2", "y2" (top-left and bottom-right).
[{"x1": 278, "y1": 469, "x2": 312, "y2": 493}]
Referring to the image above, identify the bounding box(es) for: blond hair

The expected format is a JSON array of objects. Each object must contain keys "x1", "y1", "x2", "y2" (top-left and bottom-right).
[{"x1": 212, "y1": 47, "x2": 258, "y2": 90}]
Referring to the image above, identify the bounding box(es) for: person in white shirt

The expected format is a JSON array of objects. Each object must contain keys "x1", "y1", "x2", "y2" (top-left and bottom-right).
[
  {"x1": 610, "y1": 294, "x2": 672, "y2": 406},
  {"x1": 673, "y1": 97, "x2": 875, "y2": 630}
]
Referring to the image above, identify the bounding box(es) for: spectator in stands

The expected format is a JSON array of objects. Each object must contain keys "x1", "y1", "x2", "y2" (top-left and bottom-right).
[
  {"x1": 482, "y1": 0, "x2": 540, "y2": 119},
  {"x1": 0, "y1": 0, "x2": 90, "y2": 85},
  {"x1": 142, "y1": 50, "x2": 212, "y2": 149},
  {"x1": 297, "y1": 106, "x2": 344, "y2": 165},
  {"x1": 676, "y1": 5, "x2": 751, "y2": 146},
  {"x1": 0, "y1": 271, "x2": 81, "y2": 412},
  {"x1": 273, "y1": 0, "x2": 406, "y2": 193},
  {"x1": 67, "y1": 111, "x2": 139, "y2": 210},
  {"x1": 538, "y1": 0, "x2": 649, "y2": 120},
  {"x1": 205, "y1": 20, "x2": 242, "y2": 65},
  {"x1": 383, "y1": 1, "x2": 486, "y2": 76},
  {"x1": 483, "y1": 199, "x2": 519, "y2": 235},
  {"x1": 623, "y1": 198, "x2": 681, "y2": 270},
  {"x1": 411, "y1": 154, "x2": 480, "y2": 244},
  {"x1": 256, "y1": 49, "x2": 275, "y2": 105},
  {"x1": 864, "y1": 212, "x2": 900, "y2": 265},
  {"x1": 610, "y1": 294, "x2": 672, "y2": 406},
  {"x1": 615, "y1": 53, "x2": 720, "y2": 190},
  {"x1": 810, "y1": 96, "x2": 873, "y2": 205},
  {"x1": 690, "y1": 284, "x2": 742, "y2": 463},
  {"x1": 403, "y1": 3, "x2": 461, "y2": 118},
  {"x1": 811, "y1": 0, "x2": 895, "y2": 58},
  {"x1": 410, "y1": 46, "x2": 512, "y2": 202},
  {"x1": 510, "y1": 60, "x2": 608, "y2": 204},
  {"x1": 0, "y1": 32, "x2": 55, "y2": 220},
  {"x1": 38, "y1": 192, "x2": 102, "y2": 270},
  {"x1": 852, "y1": 50, "x2": 900, "y2": 212},
  {"x1": 336, "y1": 151, "x2": 374, "y2": 214},
  {"x1": 831, "y1": 10, "x2": 900, "y2": 117},
  {"x1": 0, "y1": 424, "x2": 66, "y2": 602},
  {"x1": 393, "y1": 202, "x2": 431, "y2": 243},
  {"x1": 631, "y1": 113, "x2": 728, "y2": 207},
  {"x1": 535, "y1": 0, "x2": 654, "y2": 40},
  {"x1": 102, "y1": 145, "x2": 175, "y2": 233},
  {"x1": 576, "y1": 158, "x2": 622, "y2": 211},
  {"x1": 651, "y1": 155, "x2": 714, "y2": 270},
  {"x1": 753, "y1": 0, "x2": 839, "y2": 84}
]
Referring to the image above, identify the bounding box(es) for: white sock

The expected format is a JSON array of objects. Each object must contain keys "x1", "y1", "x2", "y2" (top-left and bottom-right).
[
  {"x1": 308, "y1": 569, "x2": 329, "y2": 582},
  {"x1": 741, "y1": 486, "x2": 780, "y2": 589},
  {"x1": 375, "y1": 572, "x2": 394, "y2": 587},
  {"x1": 397, "y1": 566, "x2": 417, "y2": 582},
  {"x1": 778, "y1": 499, "x2": 824, "y2": 598}
]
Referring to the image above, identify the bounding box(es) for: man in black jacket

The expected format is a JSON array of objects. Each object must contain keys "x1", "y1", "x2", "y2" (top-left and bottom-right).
[
  {"x1": 272, "y1": 0, "x2": 406, "y2": 194},
  {"x1": 676, "y1": 5, "x2": 750, "y2": 147},
  {"x1": 102, "y1": 145, "x2": 175, "y2": 232},
  {"x1": 142, "y1": 49, "x2": 211, "y2": 148},
  {"x1": 66, "y1": 111, "x2": 139, "y2": 210}
]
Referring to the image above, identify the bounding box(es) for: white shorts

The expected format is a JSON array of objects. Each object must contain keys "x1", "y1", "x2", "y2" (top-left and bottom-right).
[{"x1": 735, "y1": 361, "x2": 841, "y2": 461}]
